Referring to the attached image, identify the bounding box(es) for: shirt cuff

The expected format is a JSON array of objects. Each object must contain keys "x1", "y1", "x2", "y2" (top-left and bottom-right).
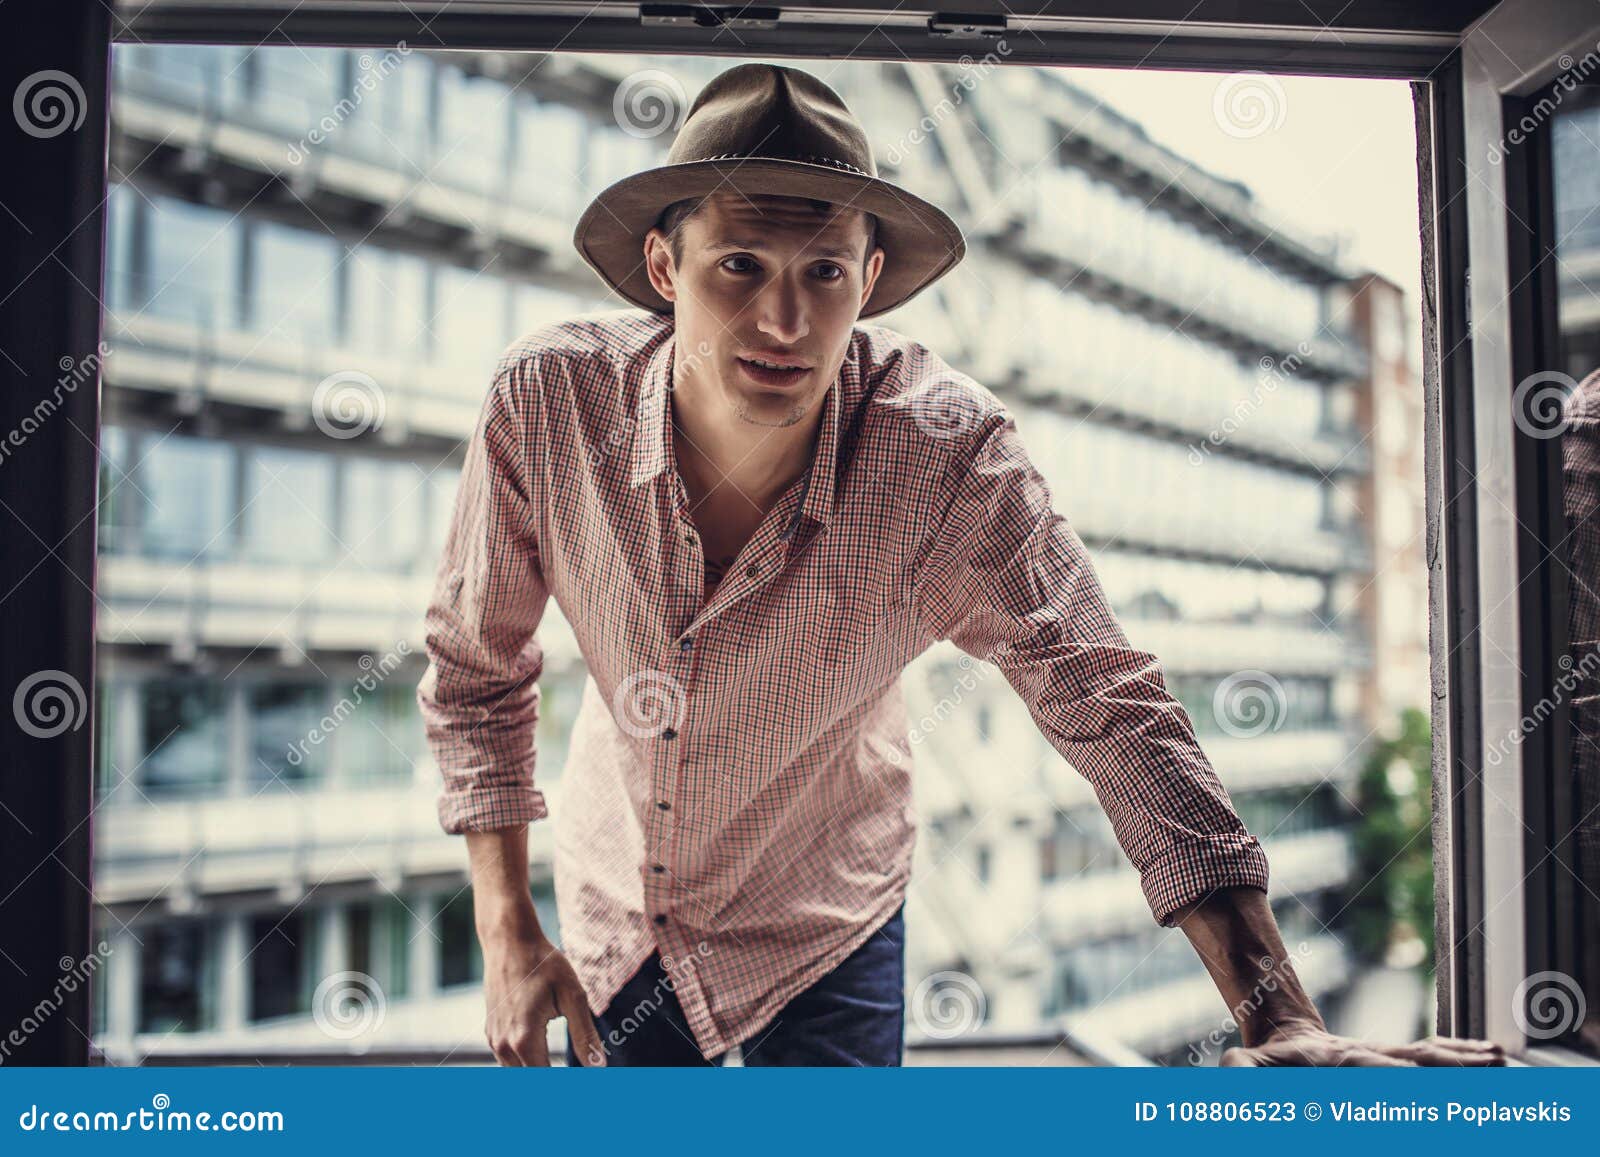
[
  {"x1": 1142, "y1": 832, "x2": 1271, "y2": 928},
  {"x1": 436, "y1": 783, "x2": 550, "y2": 835}
]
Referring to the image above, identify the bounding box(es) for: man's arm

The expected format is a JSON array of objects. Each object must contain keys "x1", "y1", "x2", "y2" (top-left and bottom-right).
[
  {"x1": 417, "y1": 357, "x2": 603, "y2": 1066},
  {"x1": 1172, "y1": 887, "x2": 1502, "y2": 1066},
  {"x1": 467, "y1": 828, "x2": 605, "y2": 1067},
  {"x1": 911, "y1": 406, "x2": 1503, "y2": 1067}
]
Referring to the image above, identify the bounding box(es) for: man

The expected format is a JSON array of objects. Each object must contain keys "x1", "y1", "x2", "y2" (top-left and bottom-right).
[{"x1": 417, "y1": 62, "x2": 1505, "y2": 1068}]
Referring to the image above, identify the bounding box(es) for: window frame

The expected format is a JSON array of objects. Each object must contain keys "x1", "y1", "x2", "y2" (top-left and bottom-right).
[{"x1": 5, "y1": 0, "x2": 1596, "y2": 1064}]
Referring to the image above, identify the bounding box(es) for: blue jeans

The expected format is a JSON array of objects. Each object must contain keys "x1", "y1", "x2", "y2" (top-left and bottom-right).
[{"x1": 565, "y1": 903, "x2": 906, "y2": 1066}]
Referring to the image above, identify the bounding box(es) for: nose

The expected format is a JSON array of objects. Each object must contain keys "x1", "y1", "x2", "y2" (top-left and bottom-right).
[{"x1": 753, "y1": 271, "x2": 810, "y2": 346}]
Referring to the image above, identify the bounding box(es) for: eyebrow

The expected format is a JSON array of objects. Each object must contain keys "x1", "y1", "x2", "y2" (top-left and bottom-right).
[{"x1": 706, "y1": 238, "x2": 859, "y2": 261}]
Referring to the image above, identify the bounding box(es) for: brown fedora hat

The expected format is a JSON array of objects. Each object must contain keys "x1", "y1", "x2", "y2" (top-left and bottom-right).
[{"x1": 572, "y1": 62, "x2": 966, "y2": 319}]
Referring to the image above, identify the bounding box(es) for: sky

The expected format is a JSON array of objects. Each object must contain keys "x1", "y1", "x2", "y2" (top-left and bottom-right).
[{"x1": 1056, "y1": 68, "x2": 1423, "y2": 296}]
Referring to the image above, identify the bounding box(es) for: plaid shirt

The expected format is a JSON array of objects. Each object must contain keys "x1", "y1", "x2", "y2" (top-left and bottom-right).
[{"x1": 416, "y1": 308, "x2": 1270, "y2": 1057}]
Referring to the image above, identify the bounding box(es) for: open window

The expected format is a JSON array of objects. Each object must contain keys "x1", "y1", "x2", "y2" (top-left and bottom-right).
[{"x1": 3, "y1": 0, "x2": 1598, "y2": 1067}]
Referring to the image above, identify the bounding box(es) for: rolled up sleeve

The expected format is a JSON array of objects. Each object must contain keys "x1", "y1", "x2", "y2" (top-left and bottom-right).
[
  {"x1": 417, "y1": 359, "x2": 550, "y2": 834},
  {"x1": 911, "y1": 409, "x2": 1270, "y2": 927}
]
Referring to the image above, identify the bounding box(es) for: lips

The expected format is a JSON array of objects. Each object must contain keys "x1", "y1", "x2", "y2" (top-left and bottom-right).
[{"x1": 737, "y1": 356, "x2": 810, "y2": 386}]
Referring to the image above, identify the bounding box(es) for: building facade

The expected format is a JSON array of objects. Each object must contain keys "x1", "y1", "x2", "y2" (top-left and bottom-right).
[{"x1": 90, "y1": 46, "x2": 1418, "y2": 1063}]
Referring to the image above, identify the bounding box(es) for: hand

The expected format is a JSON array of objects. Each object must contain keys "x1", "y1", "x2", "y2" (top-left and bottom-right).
[
  {"x1": 1221, "y1": 1022, "x2": 1507, "y2": 1067},
  {"x1": 481, "y1": 928, "x2": 606, "y2": 1067}
]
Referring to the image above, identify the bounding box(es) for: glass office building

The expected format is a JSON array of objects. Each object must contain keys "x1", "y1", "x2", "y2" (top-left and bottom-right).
[{"x1": 91, "y1": 46, "x2": 1425, "y2": 1063}]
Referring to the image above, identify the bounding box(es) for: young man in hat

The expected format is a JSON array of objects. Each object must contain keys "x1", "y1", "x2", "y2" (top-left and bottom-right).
[{"x1": 418, "y1": 62, "x2": 1506, "y2": 1069}]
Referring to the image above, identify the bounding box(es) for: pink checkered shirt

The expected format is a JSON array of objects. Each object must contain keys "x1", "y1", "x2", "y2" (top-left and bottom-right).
[{"x1": 416, "y1": 308, "x2": 1270, "y2": 1057}]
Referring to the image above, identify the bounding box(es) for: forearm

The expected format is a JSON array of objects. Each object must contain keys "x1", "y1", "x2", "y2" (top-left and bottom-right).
[
  {"x1": 465, "y1": 827, "x2": 547, "y2": 945},
  {"x1": 1169, "y1": 885, "x2": 1325, "y2": 1047}
]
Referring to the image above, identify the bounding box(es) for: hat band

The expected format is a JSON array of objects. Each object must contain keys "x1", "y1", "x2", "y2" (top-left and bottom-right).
[{"x1": 692, "y1": 150, "x2": 874, "y2": 177}]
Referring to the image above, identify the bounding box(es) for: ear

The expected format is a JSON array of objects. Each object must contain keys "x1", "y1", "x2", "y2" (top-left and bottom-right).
[
  {"x1": 859, "y1": 245, "x2": 886, "y2": 309},
  {"x1": 643, "y1": 228, "x2": 678, "y2": 304}
]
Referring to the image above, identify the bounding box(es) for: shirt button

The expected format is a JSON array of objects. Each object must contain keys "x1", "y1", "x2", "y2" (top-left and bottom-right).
[
  {"x1": 744, "y1": 563, "x2": 760, "y2": 577},
  {"x1": 657, "y1": 800, "x2": 671, "y2": 811},
  {"x1": 651, "y1": 864, "x2": 666, "y2": 873},
  {"x1": 680, "y1": 637, "x2": 693, "y2": 651},
  {"x1": 653, "y1": 914, "x2": 667, "y2": 926},
  {"x1": 662, "y1": 727, "x2": 677, "y2": 740}
]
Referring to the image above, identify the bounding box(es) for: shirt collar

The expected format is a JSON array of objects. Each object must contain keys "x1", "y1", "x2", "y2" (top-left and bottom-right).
[{"x1": 629, "y1": 326, "x2": 848, "y2": 540}]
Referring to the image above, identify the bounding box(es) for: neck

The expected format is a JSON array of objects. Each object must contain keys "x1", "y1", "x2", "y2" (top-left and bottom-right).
[{"x1": 669, "y1": 358, "x2": 828, "y2": 509}]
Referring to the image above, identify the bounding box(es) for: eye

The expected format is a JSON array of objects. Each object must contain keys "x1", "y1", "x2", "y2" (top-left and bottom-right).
[
  {"x1": 814, "y1": 263, "x2": 846, "y2": 281},
  {"x1": 720, "y1": 254, "x2": 759, "y2": 274}
]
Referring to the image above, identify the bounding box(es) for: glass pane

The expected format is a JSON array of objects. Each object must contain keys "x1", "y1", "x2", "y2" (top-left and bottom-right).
[
  {"x1": 138, "y1": 921, "x2": 212, "y2": 1033},
  {"x1": 250, "y1": 682, "x2": 328, "y2": 788},
  {"x1": 137, "y1": 434, "x2": 234, "y2": 561},
  {"x1": 1548, "y1": 87, "x2": 1600, "y2": 1060},
  {"x1": 339, "y1": 683, "x2": 421, "y2": 786},
  {"x1": 141, "y1": 195, "x2": 240, "y2": 329},
  {"x1": 249, "y1": 911, "x2": 310, "y2": 1021},
  {"x1": 250, "y1": 221, "x2": 339, "y2": 348},
  {"x1": 241, "y1": 444, "x2": 335, "y2": 565},
  {"x1": 343, "y1": 456, "x2": 425, "y2": 572},
  {"x1": 141, "y1": 677, "x2": 228, "y2": 796}
]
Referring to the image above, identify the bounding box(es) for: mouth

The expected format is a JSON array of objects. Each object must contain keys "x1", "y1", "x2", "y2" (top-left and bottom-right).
[{"x1": 736, "y1": 355, "x2": 811, "y2": 387}]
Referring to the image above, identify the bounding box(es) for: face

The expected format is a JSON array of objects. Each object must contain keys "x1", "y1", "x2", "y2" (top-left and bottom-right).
[{"x1": 643, "y1": 192, "x2": 885, "y2": 428}]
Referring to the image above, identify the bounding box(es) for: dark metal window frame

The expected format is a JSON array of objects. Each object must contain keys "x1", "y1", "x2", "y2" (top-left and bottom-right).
[{"x1": 2, "y1": 0, "x2": 1592, "y2": 1063}]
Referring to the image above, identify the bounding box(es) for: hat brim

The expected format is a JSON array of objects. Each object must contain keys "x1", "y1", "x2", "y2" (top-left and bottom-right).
[{"x1": 571, "y1": 158, "x2": 965, "y2": 320}]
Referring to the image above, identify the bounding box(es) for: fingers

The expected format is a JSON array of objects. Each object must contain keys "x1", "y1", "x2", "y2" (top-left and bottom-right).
[
  {"x1": 489, "y1": 1023, "x2": 551, "y2": 1066},
  {"x1": 1386, "y1": 1036, "x2": 1507, "y2": 1066},
  {"x1": 1345, "y1": 1047, "x2": 1419, "y2": 1067},
  {"x1": 1219, "y1": 1047, "x2": 1262, "y2": 1067},
  {"x1": 557, "y1": 985, "x2": 608, "y2": 1068}
]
